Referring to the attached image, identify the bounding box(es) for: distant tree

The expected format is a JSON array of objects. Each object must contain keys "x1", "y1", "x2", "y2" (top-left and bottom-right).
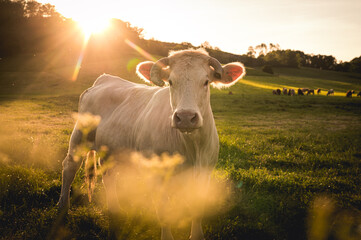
[
  {"x1": 0, "y1": 0, "x2": 26, "y2": 56},
  {"x1": 200, "y1": 41, "x2": 212, "y2": 49},
  {"x1": 285, "y1": 50, "x2": 301, "y2": 68},
  {"x1": 253, "y1": 43, "x2": 280, "y2": 58},
  {"x1": 263, "y1": 50, "x2": 281, "y2": 66},
  {"x1": 24, "y1": 0, "x2": 42, "y2": 17},
  {"x1": 342, "y1": 62, "x2": 352, "y2": 72},
  {"x1": 181, "y1": 42, "x2": 193, "y2": 48},
  {"x1": 199, "y1": 41, "x2": 219, "y2": 50},
  {"x1": 263, "y1": 49, "x2": 301, "y2": 68},
  {"x1": 126, "y1": 23, "x2": 144, "y2": 38},
  {"x1": 247, "y1": 46, "x2": 256, "y2": 58},
  {"x1": 255, "y1": 43, "x2": 268, "y2": 56},
  {"x1": 172, "y1": 44, "x2": 188, "y2": 51},
  {"x1": 0, "y1": 0, "x2": 24, "y2": 20},
  {"x1": 24, "y1": 1, "x2": 61, "y2": 18},
  {"x1": 269, "y1": 43, "x2": 280, "y2": 52},
  {"x1": 350, "y1": 56, "x2": 361, "y2": 73},
  {"x1": 334, "y1": 61, "x2": 352, "y2": 72},
  {"x1": 307, "y1": 54, "x2": 336, "y2": 70}
]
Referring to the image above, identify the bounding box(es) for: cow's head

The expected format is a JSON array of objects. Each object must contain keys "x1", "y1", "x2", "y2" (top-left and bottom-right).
[{"x1": 136, "y1": 49, "x2": 245, "y2": 133}]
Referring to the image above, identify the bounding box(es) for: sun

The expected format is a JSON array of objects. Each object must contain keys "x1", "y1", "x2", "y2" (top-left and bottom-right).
[{"x1": 75, "y1": 16, "x2": 111, "y2": 38}]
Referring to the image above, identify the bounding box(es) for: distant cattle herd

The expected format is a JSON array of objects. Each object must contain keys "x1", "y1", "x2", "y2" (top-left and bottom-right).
[{"x1": 272, "y1": 87, "x2": 361, "y2": 97}]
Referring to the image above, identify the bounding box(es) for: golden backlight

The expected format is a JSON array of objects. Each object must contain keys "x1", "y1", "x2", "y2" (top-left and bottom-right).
[
  {"x1": 71, "y1": 16, "x2": 112, "y2": 81},
  {"x1": 75, "y1": 16, "x2": 111, "y2": 38}
]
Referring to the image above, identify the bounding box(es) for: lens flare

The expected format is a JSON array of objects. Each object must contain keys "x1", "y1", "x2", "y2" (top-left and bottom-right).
[
  {"x1": 125, "y1": 39, "x2": 157, "y2": 62},
  {"x1": 71, "y1": 35, "x2": 90, "y2": 81}
]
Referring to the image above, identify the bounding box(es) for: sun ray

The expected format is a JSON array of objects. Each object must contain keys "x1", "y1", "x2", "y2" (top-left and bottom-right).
[
  {"x1": 71, "y1": 16, "x2": 111, "y2": 81},
  {"x1": 72, "y1": 35, "x2": 90, "y2": 81}
]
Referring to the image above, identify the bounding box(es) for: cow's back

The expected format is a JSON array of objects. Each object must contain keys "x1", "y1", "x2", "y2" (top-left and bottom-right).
[{"x1": 79, "y1": 74, "x2": 159, "y2": 118}]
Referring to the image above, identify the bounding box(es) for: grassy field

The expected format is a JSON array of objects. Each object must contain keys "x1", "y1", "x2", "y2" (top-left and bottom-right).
[{"x1": 0, "y1": 52, "x2": 361, "y2": 240}]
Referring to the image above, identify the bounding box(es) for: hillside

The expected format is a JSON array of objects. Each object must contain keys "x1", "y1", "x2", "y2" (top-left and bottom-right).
[
  {"x1": 1, "y1": 52, "x2": 361, "y2": 98},
  {"x1": 244, "y1": 67, "x2": 361, "y2": 95}
]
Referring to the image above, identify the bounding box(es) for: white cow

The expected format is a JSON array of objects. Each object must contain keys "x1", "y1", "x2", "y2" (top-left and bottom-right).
[
  {"x1": 58, "y1": 49, "x2": 245, "y2": 240},
  {"x1": 327, "y1": 89, "x2": 334, "y2": 96}
]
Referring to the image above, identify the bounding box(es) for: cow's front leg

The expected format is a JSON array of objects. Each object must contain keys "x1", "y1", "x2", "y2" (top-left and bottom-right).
[
  {"x1": 103, "y1": 170, "x2": 126, "y2": 240},
  {"x1": 190, "y1": 218, "x2": 204, "y2": 240},
  {"x1": 58, "y1": 127, "x2": 84, "y2": 212},
  {"x1": 58, "y1": 154, "x2": 83, "y2": 211},
  {"x1": 161, "y1": 225, "x2": 174, "y2": 240},
  {"x1": 157, "y1": 191, "x2": 174, "y2": 240},
  {"x1": 189, "y1": 169, "x2": 212, "y2": 240}
]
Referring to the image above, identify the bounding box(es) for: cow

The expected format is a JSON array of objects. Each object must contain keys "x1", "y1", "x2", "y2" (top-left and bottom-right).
[
  {"x1": 316, "y1": 88, "x2": 321, "y2": 94},
  {"x1": 288, "y1": 88, "x2": 295, "y2": 96},
  {"x1": 283, "y1": 88, "x2": 288, "y2": 95},
  {"x1": 346, "y1": 90, "x2": 354, "y2": 97},
  {"x1": 272, "y1": 89, "x2": 281, "y2": 95},
  {"x1": 298, "y1": 88, "x2": 304, "y2": 95},
  {"x1": 357, "y1": 91, "x2": 361, "y2": 97},
  {"x1": 301, "y1": 88, "x2": 309, "y2": 93},
  {"x1": 307, "y1": 89, "x2": 315, "y2": 95},
  {"x1": 57, "y1": 49, "x2": 246, "y2": 240},
  {"x1": 327, "y1": 89, "x2": 334, "y2": 96}
]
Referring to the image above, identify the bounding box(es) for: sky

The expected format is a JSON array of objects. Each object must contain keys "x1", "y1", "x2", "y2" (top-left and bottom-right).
[{"x1": 38, "y1": 0, "x2": 361, "y2": 62}]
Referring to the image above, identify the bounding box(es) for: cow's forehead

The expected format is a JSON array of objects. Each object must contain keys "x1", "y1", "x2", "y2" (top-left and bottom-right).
[
  {"x1": 169, "y1": 50, "x2": 209, "y2": 66},
  {"x1": 170, "y1": 63, "x2": 208, "y2": 81},
  {"x1": 170, "y1": 56, "x2": 209, "y2": 76}
]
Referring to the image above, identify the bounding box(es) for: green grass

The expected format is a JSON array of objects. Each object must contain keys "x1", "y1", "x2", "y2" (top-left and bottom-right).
[{"x1": 0, "y1": 53, "x2": 361, "y2": 239}]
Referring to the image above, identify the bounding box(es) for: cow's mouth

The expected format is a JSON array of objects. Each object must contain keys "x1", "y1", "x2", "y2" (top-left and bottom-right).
[{"x1": 177, "y1": 128, "x2": 197, "y2": 134}]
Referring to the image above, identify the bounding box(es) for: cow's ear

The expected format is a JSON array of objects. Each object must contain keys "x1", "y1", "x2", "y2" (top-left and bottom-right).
[
  {"x1": 211, "y1": 62, "x2": 245, "y2": 89},
  {"x1": 136, "y1": 61, "x2": 170, "y2": 84},
  {"x1": 136, "y1": 61, "x2": 153, "y2": 83}
]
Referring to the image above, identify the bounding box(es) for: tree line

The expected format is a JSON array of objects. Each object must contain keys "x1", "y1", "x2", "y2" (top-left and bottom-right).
[
  {"x1": 1, "y1": 0, "x2": 360, "y2": 74},
  {"x1": 246, "y1": 43, "x2": 361, "y2": 73}
]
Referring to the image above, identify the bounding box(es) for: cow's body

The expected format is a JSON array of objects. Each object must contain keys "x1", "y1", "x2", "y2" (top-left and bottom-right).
[
  {"x1": 307, "y1": 89, "x2": 315, "y2": 95},
  {"x1": 288, "y1": 88, "x2": 295, "y2": 96},
  {"x1": 327, "y1": 89, "x2": 334, "y2": 96},
  {"x1": 58, "y1": 49, "x2": 245, "y2": 240}
]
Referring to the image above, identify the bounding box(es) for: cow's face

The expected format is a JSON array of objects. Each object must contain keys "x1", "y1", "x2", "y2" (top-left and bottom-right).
[
  {"x1": 137, "y1": 50, "x2": 245, "y2": 133},
  {"x1": 167, "y1": 59, "x2": 210, "y2": 132}
]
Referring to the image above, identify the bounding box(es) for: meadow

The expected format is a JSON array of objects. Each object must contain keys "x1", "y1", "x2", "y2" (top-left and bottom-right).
[{"x1": 0, "y1": 52, "x2": 361, "y2": 240}]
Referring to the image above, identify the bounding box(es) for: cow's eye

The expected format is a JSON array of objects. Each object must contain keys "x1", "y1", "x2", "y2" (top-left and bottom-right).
[
  {"x1": 204, "y1": 80, "x2": 209, "y2": 87},
  {"x1": 168, "y1": 80, "x2": 173, "y2": 86}
]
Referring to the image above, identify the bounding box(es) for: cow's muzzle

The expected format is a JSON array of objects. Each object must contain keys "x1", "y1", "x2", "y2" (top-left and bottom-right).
[{"x1": 172, "y1": 110, "x2": 202, "y2": 132}]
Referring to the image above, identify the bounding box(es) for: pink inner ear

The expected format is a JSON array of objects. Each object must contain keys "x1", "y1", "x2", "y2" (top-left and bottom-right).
[
  {"x1": 226, "y1": 66, "x2": 244, "y2": 82},
  {"x1": 139, "y1": 63, "x2": 152, "y2": 80}
]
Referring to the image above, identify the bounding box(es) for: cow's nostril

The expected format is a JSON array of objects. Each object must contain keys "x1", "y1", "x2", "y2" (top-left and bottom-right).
[
  {"x1": 175, "y1": 113, "x2": 181, "y2": 123},
  {"x1": 191, "y1": 114, "x2": 198, "y2": 124}
]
